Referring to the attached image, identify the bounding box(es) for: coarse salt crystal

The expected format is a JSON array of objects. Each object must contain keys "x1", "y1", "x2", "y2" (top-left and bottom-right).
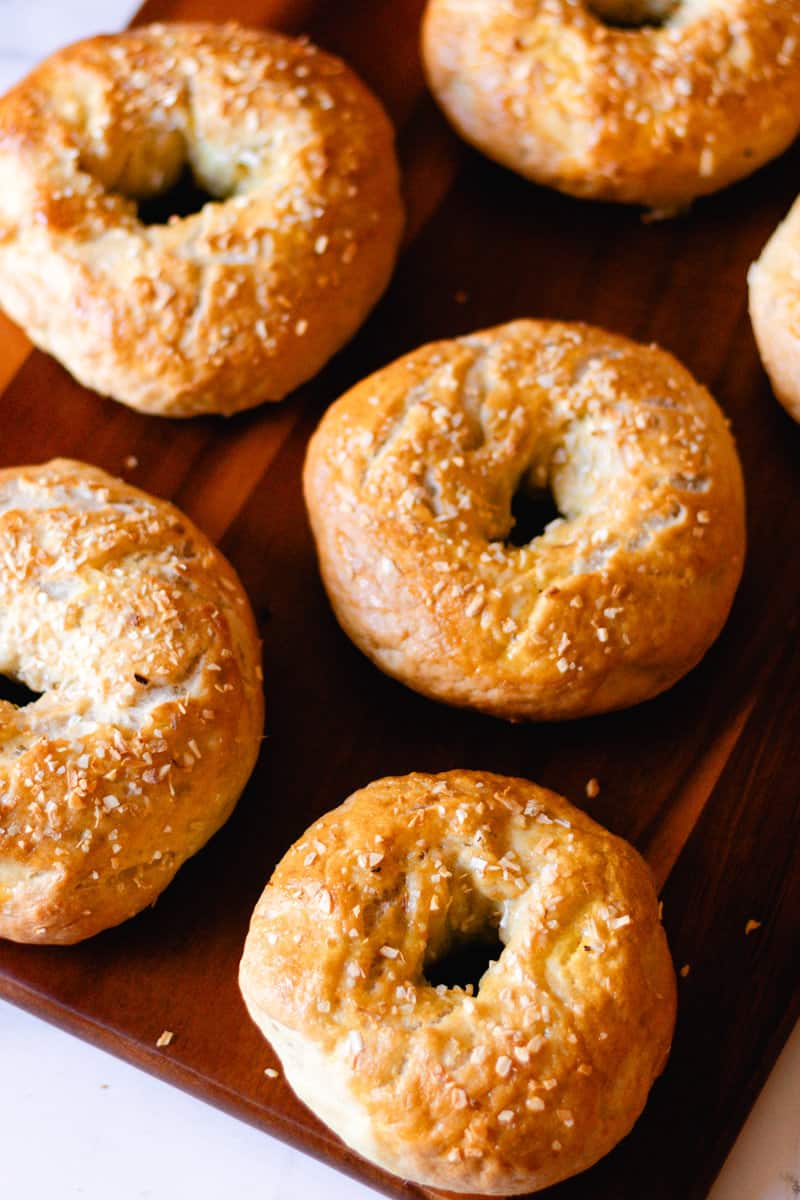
[{"x1": 346, "y1": 1031, "x2": 363, "y2": 1058}]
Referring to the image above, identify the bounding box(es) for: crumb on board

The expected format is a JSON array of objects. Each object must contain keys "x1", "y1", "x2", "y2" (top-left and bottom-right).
[
  {"x1": 585, "y1": 777, "x2": 600, "y2": 799},
  {"x1": 123, "y1": 454, "x2": 139, "y2": 470},
  {"x1": 680, "y1": 964, "x2": 691, "y2": 978},
  {"x1": 745, "y1": 919, "x2": 762, "y2": 936},
  {"x1": 264, "y1": 1067, "x2": 279, "y2": 1078},
  {"x1": 156, "y1": 1030, "x2": 174, "y2": 1047}
]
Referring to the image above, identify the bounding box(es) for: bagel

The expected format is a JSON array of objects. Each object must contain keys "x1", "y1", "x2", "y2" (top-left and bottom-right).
[
  {"x1": 303, "y1": 319, "x2": 745, "y2": 722},
  {"x1": 0, "y1": 23, "x2": 404, "y2": 416},
  {"x1": 422, "y1": 0, "x2": 800, "y2": 210},
  {"x1": 748, "y1": 198, "x2": 800, "y2": 423},
  {"x1": 0, "y1": 459, "x2": 263, "y2": 944},
  {"x1": 239, "y1": 770, "x2": 677, "y2": 1195}
]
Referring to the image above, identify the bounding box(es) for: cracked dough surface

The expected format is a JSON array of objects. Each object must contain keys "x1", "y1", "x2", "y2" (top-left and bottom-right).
[
  {"x1": 422, "y1": 0, "x2": 800, "y2": 209},
  {"x1": 0, "y1": 459, "x2": 263, "y2": 943},
  {"x1": 0, "y1": 22, "x2": 403, "y2": 415},
  {"x1": 240, "y1": 769, "x2": 677, "y2": 1195},
  {"x1": 304, "y1": 319, "x2": 745, "y2": 721}
]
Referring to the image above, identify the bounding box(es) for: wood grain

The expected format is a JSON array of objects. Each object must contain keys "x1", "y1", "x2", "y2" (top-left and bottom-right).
[{"x1": 0, "y1": 3, "x2": 799, "y2": 1199}]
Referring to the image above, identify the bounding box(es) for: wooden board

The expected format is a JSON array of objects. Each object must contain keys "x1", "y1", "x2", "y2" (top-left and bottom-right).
[{"x1": 0, "y1": 2, "x2": 799, "y2": 1197}]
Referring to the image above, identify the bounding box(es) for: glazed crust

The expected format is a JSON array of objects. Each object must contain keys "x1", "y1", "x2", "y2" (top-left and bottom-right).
[
  {"x1": 240, "y1": 770, "x2": 677, "y2": 1195},
  {"x1": 422, "y1": 0, "x2": 800, "y2": 209},
  {"x1": 749, "y1": 198, "x2": 800, "y2": 423},
  {"x1": 0, "y1": 23, "x2": 404, "y2": 416},
  {"x1": 304, "y1": 320, "x2": 745, "y2": 722},
  {"x1": 0, "y1": 459, "x2": 264, "y2": 944}
]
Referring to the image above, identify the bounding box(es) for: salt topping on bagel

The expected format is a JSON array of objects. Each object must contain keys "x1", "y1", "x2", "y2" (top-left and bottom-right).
[
  {"x1": 304, "y1": 320, "x2": 745, "y2": 721},
  {"x1": 422, "y1": 0, "x2": 800, "y2": 209},
  {"x1": 240, "y1": 770, "x2": 676, "y2": 1195},
  {"x1": 0, "y1": 459, "x2": 263, "y2": 943},
  {"x1": 0, "y1": 23, "x2": 403, "y2": 415}
]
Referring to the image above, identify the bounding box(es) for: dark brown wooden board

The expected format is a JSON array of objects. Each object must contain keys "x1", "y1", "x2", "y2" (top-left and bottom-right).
[{"x1": 0, "y1": 2, "x2": 799, "y2": 1198}]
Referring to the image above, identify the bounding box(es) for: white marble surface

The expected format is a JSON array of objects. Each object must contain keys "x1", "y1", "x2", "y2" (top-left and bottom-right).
[{"x1": 0, "y1": 5, "x2": 797, "y2": 1199}]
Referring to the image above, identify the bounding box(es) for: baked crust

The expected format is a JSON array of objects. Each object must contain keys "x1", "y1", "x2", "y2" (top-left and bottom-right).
[
  {"x1": 0, "y1": 459, "x2": 264, "y2": 943},
  {"x1": 0, "y1": 23, "x2": 404, "y2": 416},
  {"x1": 422, "y1": 0, "x2": 800, "y2": 209},
  {"x1": 240, "y1": 770, "x2": 677, "y2": 1195},
  {"x1": 304, "y1": 320, "x2": 745, "y2": 722},
  {"x1": 749, "y1": 198, "x2": 800, "y2": 423}
]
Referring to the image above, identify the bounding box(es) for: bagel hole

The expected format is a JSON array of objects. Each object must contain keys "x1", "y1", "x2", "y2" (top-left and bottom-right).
[
  {"x1": 0, "y1": 675, "x2": 43, "y2": 708},
  {"x1": 586, "y1": 0, "x2": 677, "y2": 27},
  {"x1": 136, "y1": 164, "x2": 216, "y2": 226},
  {"x1": 505, "y1": 485, "x2": 562, "y2": 547},
  {"x1": 425, "y1": 931, "x2": 505, "y2": 993}
]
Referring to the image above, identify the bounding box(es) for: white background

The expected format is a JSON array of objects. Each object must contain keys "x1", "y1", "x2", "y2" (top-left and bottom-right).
[{"x1": 0, "y1": 4, "x2": 797, "y2": 1198}]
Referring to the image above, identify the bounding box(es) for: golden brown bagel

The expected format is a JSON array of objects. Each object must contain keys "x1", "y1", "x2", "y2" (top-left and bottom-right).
[
  {"x1": 749, "y1": 198, "x2": 800, "y2": 423},
  {"x1": 422, "y1": 0, "x2": 800, "y2": 210},
  {"x1": 240, "y1": 770, "x2": 677, "y2": 1195},
  {"x1": 0, "y1": 23, "x2": 404, "y2": 416},
  {"x1": 0, "y1": 459, "x2": 263, "y2": 944},
  {"x1": 303, "y1": 320, "x2": 745, "y2": 722}
]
